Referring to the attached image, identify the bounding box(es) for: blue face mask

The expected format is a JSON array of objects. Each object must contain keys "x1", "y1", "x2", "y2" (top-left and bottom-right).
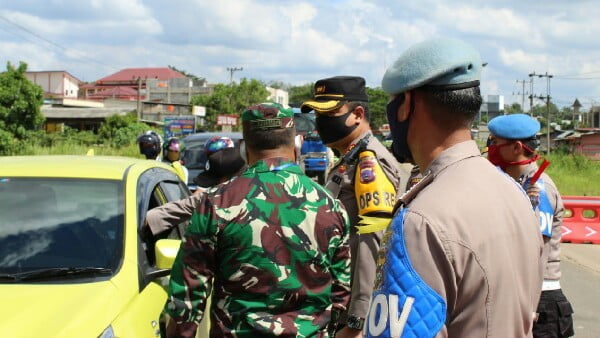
[{"x1": 386, "y1": 93, "x2": 413, "y2": 163}]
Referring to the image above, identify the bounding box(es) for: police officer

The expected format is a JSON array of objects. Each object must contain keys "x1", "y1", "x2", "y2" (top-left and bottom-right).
[
  {"x1": 488, "y1": 113, "x2": 574, "y2": 338},
  {"x1": 366, "y1": 38, "x2": 543, "y2": 337},
  {"x1": 301, "y1": 76, "x2": 409, "y2": 337},
  {"x1": 165, "y1": 103, "x2": 351, "y2": 337}
]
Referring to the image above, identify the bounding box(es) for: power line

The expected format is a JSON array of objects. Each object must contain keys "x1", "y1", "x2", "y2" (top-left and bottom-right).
[
  {"x1": 553, "y1": 76, "x2": 600, "y2": 80},
  {"x1": 0, "y1": 14, "x2": 117, "y2": 71}
]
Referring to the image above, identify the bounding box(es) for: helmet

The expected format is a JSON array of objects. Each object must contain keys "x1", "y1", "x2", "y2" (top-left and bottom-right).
[
  {"x1": 204, "y1": 136, "x2": 235, "y2": 156},
  {"x1": 163, "y1": 137, "x2": 184, "y2": 162},
  {"x1": 137, "y1": 131, "x2": 161, "y2": 159}
]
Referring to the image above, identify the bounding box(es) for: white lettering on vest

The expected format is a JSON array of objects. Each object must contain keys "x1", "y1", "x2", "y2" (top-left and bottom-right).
[
  {"x1": 540, "y1": 211, "x2": 552, "y2": 234},
  {"x1": 368, "y1": 294, "x2": 415, "y2": 337}
]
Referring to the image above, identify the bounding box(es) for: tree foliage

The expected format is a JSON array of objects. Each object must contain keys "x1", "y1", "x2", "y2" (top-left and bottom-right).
[
  {"x1": 0, "y1": 61, "x2": 45, "y2": 154},
  {"x1": 288, "y1": 83, "x2": 314, "y2": 107},
  {"x1": 190, "y1": 78, "x2": 269, "y2": 131},
  {"x1": 503, "y1": 102, "x2": 523, "y2": 115},
  {"x1": 366, "y1": 87, "x2": 389, "y2": 130},
  {"x1": 98, "y1": 112, "x2": 150, "y2": 147}
]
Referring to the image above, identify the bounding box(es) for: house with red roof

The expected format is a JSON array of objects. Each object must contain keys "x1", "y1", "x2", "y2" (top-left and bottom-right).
[{"x1": 82, "y1": 67, "x2": 186, "y2": 100}]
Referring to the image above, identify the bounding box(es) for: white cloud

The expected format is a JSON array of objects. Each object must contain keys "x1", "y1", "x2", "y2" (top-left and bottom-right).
[{"x1": 0, "y1": 0, "x2": 599, "y2": 105}]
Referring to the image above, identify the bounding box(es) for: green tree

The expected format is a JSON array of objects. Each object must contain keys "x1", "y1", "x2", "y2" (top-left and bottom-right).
[
  {"x1": 190, "y1": 78, "x2": 269, "y2": 131},
  {"x1": 98, "y1": 112, "x2": 150, "y2": 147},
  {"x1": 366, "y1": 87, "x2": 389, "y2": 131},
  {"x1": 504, "y1": 102, "x2": 523, "y2": 115},
  {"x1": 0, "y1": 61, "x2": 45, "y2": 154},
  {"x1": 288, "y1": 83, "x2": 314, "y2": 107},
  {"x1": 531, "y1": 102, "x2": 559, "y2": 129}
]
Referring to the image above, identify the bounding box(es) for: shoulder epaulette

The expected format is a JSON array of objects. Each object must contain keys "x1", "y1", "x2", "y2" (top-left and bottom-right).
[{"x1": 392, "y1": 169, "x2": 434, "y2": 215}]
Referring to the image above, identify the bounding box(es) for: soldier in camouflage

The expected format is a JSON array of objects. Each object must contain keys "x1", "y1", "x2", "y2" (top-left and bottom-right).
[{"x1": 165, "y1": 102, "x2": 352, "y2": 337}]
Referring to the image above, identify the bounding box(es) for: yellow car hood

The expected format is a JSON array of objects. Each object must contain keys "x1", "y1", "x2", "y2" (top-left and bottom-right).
[{"x1": 0, "y1": 280, "x2": 121, "y2": 337}]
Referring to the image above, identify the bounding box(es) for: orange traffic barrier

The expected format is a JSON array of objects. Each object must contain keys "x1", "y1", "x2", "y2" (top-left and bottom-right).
[{"x1": 561, "y1": 196, "x2": 600, "y2": 244}]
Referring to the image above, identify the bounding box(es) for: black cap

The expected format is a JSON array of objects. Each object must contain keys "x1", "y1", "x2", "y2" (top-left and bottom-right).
[
  {"x1": 300, "y1": 76, "x2": 369, "y2": 113},
  {"x1": 193, "y1": 148, "x2": 246, "y2": 188}
]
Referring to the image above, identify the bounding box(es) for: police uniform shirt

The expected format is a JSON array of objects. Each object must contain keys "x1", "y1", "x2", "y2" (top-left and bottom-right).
[
  {"x1": 521, "y1": 162, "x2": 564, "y2": 281},
  {"x1": 327, "y1": 131, "x2": 411, "y2": 320},
  {"x1": 371, "y1": 141, "x2": 543, "y2": 337}
]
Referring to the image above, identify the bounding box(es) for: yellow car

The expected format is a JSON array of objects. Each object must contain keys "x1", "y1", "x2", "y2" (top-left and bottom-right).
[{"x1": 0, "y1": 156, "x2": 187, "y2": 337}]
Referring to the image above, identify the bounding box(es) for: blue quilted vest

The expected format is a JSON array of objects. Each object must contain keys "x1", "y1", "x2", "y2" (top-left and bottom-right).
[{"x1": 365, "y1": 208, "x2": 446, "y2": 338}]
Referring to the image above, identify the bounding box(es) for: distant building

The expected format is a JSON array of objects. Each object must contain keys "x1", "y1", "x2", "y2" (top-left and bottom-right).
[
  {"x1": 82, "y1": 67, "x2": 188, "y2": 100},
  {"x1": 478, "y1": 95, "x2": 505, "y2": 123},
  {"x1": 25, "y1": 71, "x2": 82, "y2": 98},
  {"x1": 266, "y1": 87, "x2": 289, "y2": 107},
  {"x1": 80, "y1": 67, "x2": 213, "y2": 122},
  {"x1": 554, "y1": 128, "x2": 600, "y2": 159}
]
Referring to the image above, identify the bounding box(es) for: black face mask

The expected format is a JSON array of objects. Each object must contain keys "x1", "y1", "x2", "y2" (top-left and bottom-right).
[
  {"x1": 386, "y1": 93, "x2": 413, "y2": 163},
  {"x1": 315, "y1": 109, "x2": 358, "y2": 145}
]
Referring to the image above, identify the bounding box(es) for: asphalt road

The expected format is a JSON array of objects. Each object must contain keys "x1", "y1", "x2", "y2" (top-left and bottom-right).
[{"x1": 560, "y1": 243, "x2": 600, "y2": 337}]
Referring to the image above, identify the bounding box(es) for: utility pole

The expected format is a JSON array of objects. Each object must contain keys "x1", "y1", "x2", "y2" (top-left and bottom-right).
[
  {"x1": 516, "y1": 79, "x2": 528, "y2": 112},
  {"x1": 226, "y1": 67, "x2": 243, "y2": 84},
  {"x1": 531, "y1": 72, "x2": 553, "y2": 154},
  {"x1": 528, "y1": 72, "x2": 536, "y2": 114},
  {"x1": 137, "y1": 77, "x2": 142, "y2": 120}
]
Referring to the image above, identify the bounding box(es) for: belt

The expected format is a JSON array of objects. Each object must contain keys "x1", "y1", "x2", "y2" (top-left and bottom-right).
[{"x1": 541, "y1": 280, "x2": 561, "y2": 291}]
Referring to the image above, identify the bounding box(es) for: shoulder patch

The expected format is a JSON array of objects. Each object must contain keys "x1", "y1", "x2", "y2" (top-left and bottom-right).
[
  {"x1": 355, "y1": 150, "x2": 397, "y2": 216},
  {"x1": 393, "y1": 170, "x2": 433, "y2": 214}
]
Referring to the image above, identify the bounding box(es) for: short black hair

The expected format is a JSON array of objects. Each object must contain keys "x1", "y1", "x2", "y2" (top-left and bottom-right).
[
  {"x1": 243, "y1": 127, "x2": 295, "y2": 150},
  {"x1": 347, "y1": 101, "x2": 370, "y2": 122},
  {"x1": 419, "y1": 86, "x2": 482, "y2": 129}
]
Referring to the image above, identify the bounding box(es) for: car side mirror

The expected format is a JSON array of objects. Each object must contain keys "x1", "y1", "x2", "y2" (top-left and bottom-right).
[{"x1": 155, "y1": 239, "x2": 181, "y2": 270}]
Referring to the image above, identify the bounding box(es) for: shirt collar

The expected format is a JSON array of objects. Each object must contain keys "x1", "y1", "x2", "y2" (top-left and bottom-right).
[
  {"x1": 426, "y1": 140, "x2": 482, "y2": 177},
  {"x1": 246, "y1": 157, "x2": 302, "y2": 174}
]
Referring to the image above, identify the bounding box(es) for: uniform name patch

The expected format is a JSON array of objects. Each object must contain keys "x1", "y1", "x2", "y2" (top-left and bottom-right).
[{"x1": 358, "y1": 191, "x2": 395, "y2": 210}]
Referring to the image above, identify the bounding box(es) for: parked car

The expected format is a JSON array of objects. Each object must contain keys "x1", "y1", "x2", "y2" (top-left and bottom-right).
[
  {"x1": 0, "y1": 156, "x2": 188, "y2": 337},
  {"x1": 181, "y1": 131, "x2": 243, "y2": 190},
  {"x1": 294, "y1": 109, "x2": 329, "y2": 185}
]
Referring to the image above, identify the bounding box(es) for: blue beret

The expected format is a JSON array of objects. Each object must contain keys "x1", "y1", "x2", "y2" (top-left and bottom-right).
[
  {"x1": 382, "y1": 37, "x2": 482, "y2": 94},
  {"x1": 488, "y1": 114, "x2": 541, "y2": 140}
]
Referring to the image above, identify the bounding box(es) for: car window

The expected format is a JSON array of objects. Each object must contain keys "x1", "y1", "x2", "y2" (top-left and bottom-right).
[
  {"x1": 138, "y1": 172, "x2": 189, "y2": 270},
  {"x1": 294, "y1": 113, "x2": 316, "y2": 135},
  {"x1": 0, "y1": 178, "x2": 124, "y2": 277},
  {"x1": 160, "y1": 180, "x2": 188, "y2": 202}
]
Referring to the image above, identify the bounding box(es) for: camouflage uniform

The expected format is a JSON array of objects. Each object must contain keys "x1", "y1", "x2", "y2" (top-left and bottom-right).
[{"x1": 165, "y1": 103, "x2": 351, "y2": 337}]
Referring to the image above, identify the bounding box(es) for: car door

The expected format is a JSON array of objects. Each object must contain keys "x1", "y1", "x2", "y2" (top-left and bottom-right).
[{"x1": 111, "y1": 167, "x2": 190, "y2": 337}]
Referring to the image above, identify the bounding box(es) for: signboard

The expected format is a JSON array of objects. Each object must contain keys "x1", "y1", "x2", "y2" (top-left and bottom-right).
[
  {"x1": 163, "y1": 115, "x2": 196, "y2": 139},
  {"x1": 216, "y1": 114, "x2": 238, "y2": 126},
  {"x1": 192, "y1": 105, "x2": 206, "y2": 117}
]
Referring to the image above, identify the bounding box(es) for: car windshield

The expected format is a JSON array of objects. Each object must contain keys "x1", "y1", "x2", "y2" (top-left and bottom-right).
[
  {"x1": 181, "y1": 140, "x2": 209, "y2": 170},
  {"x1": 294, "y1": 113, "x2": 316, "y2": 135},
  {"x1": 0, "y1": 178, "x2": 124, "y2": 280}
]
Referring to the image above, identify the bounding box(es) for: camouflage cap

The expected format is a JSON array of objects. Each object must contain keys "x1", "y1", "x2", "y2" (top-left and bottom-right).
[{"x1": 241, "y1": 103, "x2": 295, "y2": 131}]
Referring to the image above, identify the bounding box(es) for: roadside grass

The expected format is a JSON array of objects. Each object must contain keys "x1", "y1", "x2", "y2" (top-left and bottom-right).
[{"x1": 544, "y1": 154, "x2": 600, "y2": 196}]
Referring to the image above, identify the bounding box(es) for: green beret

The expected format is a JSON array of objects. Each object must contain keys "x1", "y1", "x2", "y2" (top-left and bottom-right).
[
  {"x1": 382, "y1": 37, "x2": 483, "y2": 94},
  {"x1": 241, "y1": 102, "x2": 295, "y2": 131}
]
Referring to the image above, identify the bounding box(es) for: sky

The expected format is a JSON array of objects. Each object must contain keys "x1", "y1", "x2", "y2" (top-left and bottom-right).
[{"x1": 1, "y1": 0, "x2": 600, "y2": 110}]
